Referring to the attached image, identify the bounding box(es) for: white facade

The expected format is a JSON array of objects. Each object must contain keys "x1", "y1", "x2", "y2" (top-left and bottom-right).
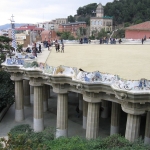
[{"x1": 90, "y1": 3, "x2": 113, "y2": 35}]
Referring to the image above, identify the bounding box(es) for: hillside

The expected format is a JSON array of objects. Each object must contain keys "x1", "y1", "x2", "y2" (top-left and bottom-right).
[
  {"x1": 68, "y1": 0, "x2": 150, "y2": 26},
  {"x1": 0, "y1": 23, "x2": 28, "y2": 30}
]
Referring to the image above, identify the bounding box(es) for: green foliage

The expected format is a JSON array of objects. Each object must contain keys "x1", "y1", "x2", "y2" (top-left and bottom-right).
[
  {"x1": 16, "y1": 43, "x2": 23, "y2": 53},
  {"x1": 97, "y1": 29, "x2": 108, "y2": 38},
  {"x1": 114, "y1": 29, "x2": 125, "y2": 38},
  {"x1": 0, "y1": 71, "x2": 14, "y2": 109},
  {"x1": 124, "y1": 22, "x2": 130, "y2": 27},
  {"x1": 1, "y1": 124, "x2": 55, "y2": 149},
  {"x1": 68, "y1": 15, "x2": 75, "y2": 22},
  {"x1": 60, "y1": 32, "x2": 74, "y2": 40},
  {"x1": 31, "y1": 61, "x2": 39, "y2": 67},
  {"x1": 77, "y1": 3, "x2": 97, "y2": 17},
  {"x1": 0, "y1": 36, "x2": 14, "y2": 67},
  {"x1": 104, "y1": 0, "x2": 150, "y2": 25},
  {"x1": 0, "y1": 125, "x2": 149, "y2": 150}
]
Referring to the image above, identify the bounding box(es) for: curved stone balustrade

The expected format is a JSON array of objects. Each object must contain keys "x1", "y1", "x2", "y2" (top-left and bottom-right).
[{"x1": 2, "y1": 58, "x2": 150, "y2": 95}]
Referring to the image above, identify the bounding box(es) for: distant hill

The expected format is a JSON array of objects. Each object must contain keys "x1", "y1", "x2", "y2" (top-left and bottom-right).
[{"x1": 0, "y1": 23, "x2": 28, "y2": 30}]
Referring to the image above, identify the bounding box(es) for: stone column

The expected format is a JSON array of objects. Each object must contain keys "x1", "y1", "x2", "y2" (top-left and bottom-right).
[
  {"x1": 15, "y1": 80, "x2": 24, "y2": 121},
  {"x1": 101, "y1": 100, "x2": 109, "y2": 118},
  {"x1": 47, "y1": 85, "x2": 50, "y2": 100},
  {"x1": 83, "y1": 100, "x2": 88, "y2": 129},
  {"x1": 110, "y1": 102, "x2": 121, "y2": 135},
  {"x1": 56, "y1": 93, "x2": 68, "y2": 138},
  {"x1": 43, "y1": 85, "x2": 48, "y2": 112},
  {"x1": 34, "y1": 86, "x2": 44, "y2": 132},
  {"x1": 79, "y1": 94, "x2": 83, "y2": 111},
  {"x1": 23, "y1": 80, "x2": 30, "y2": 106},
  {"x1": 125, "y1": 114, "x2": 141, "y2": 142},
  {"x1": 144, "y1": 111, "x2": 150, "y2": 145},
  {"x1": 30, "y1": 85, "x2": 34, "y2": 104},
  {"x1": 86, "y1": 102, "x2": 100, "y2": 139}
]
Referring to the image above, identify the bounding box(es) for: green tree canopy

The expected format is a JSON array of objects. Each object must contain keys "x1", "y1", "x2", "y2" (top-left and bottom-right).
[
  {"x1": 0, "y1": 36, "x2": 14, "y2": 66},
  {"x1": 104, "y1": 0, "x2": 150, "y2": 25}
]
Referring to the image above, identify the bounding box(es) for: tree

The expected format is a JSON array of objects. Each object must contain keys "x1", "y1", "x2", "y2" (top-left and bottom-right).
[
  {"x1": 67, "y1": 15, "x2": 75, "y2": 22},
  {"x1": 60, "y1": 32, "x2": 72, "y2": 40},
  {"x1": 0, "y1": 36, "x2": 15, "y2": 111},
  {"x1": 0, "y1": 71, "x2": 15, "y2": 111},
  {"x1": 0, "y1": 36, "x2": 14, "y2": 67},
  {"x1": 97, "y1": 29, "x2": 108, "y2": 39}
]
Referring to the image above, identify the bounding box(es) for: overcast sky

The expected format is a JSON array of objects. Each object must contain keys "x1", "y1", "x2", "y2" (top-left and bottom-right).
[{"x1": 0, "y1": 0, "x2": 113, "y2": 25}]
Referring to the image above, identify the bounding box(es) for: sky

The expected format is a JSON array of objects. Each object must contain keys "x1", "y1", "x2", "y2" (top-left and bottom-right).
[{"x1": 0, "y1": 0, "x2": 113, "y2": 25}]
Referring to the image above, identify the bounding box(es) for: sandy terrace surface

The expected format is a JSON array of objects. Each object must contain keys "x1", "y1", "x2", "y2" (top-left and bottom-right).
[{"x1": 46, "y1": 44, "x2": 150, "y2": 80}]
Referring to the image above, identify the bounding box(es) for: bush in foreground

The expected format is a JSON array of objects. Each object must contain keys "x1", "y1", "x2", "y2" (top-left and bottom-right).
[{"x1": 0, "y1": 124, "x2": 150, "y2": 150}]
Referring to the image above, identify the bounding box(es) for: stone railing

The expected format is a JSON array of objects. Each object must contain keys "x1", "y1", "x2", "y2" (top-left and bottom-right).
[{"x1": 3, "y1": 59, "x2": 150, "y2": 95}]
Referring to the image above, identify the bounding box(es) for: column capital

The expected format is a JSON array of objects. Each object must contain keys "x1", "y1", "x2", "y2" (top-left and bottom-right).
[
  {"x1": 121, "y1": 101, "x2": 148, "y2": 115},
  {"x1": 83, "y1": 91, "x2": 101, "y2": 103},
  {"x1": 29, "y1": 77, "x2": 44, "y2": 87},
  {"x1": 11, "y1": 72, "x2": 23, "y2": 81},
  {"x1": 52, "y1": 83, "x2": 69, "y2": 94}
]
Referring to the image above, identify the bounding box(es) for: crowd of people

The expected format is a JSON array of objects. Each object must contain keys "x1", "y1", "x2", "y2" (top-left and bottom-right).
[
  {"x1": 79, "y1": 37, "x2": 122, "y2": 45},
  {"x1": 25, "y1": 42, "x2": 42, "y2": 57},
  {"x1": 24, "y1": 39, "x2": 65, "y2": 58}
]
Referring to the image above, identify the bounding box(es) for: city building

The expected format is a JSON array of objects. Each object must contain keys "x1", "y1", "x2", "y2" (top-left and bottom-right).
[
  {"x1": 90, "y1": 3, "x2": 113, "y2": 36},
  {"x1": 37, "y1": 18, "x2": 68, "y2": 32},
  {"x1": 58, "y1": 21, "x2": 86, "y2": 37},
  {"x1": 125, "y1": 21, "x2": 150, "y2": 39},
  {"x1": 40, "y1": 30, "x2": 57, "y2": 41},
  {"x1": 8, "y1": 24, "x2": 44, "y2": 47}
]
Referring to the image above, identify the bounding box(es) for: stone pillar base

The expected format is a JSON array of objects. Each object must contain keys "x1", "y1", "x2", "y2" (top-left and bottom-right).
[
  {"x1": 34, "y1": 118, "x2": 44, "y2": 132},
  {"x1": 15, "y1": 109, "x2": 24, "y2": 122},
  {"x1": 110, "y1": 125, "x2": 119, "y2": 135},
  {"x1": 101, "y1": 107, "x2": 109, "y2": 118},
  {"x1": 83, "y1": 116, "x2": 87, "y2": 129},
  {"x1": 56, "y1": 129, "x2": 67, "y2": 138},
  {"x1": 144, "y1": 136, "x2": 150, "y2": 145}
]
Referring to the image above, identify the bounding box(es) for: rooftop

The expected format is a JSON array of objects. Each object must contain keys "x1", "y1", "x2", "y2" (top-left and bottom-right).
[{"x1": 126, "y1": 21, "x2": 150, "y2": 31}]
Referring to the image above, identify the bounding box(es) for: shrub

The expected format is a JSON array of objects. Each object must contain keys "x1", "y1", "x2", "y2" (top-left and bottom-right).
[
  {"x1": 0, "y1": 71, "x2": 14, "y2": 110},
  {"x1": 1, "y1": 125, "x2": 150, "y2": 150}
]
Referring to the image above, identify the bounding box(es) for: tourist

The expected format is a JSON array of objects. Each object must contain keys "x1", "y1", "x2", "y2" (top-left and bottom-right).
[
  {"x1": 55, "y1": 41, "x2": 59, "y2": 52},
  {"x1": 142, "y1": 38, "x2": 144, "y2": 44},
  {"x1": 26, "y1": 47, "x2": 30, "y2": 53},
  {"x1": 119, "y1": 38, "x2": 122, "y2": 44},
  {"x1": 39, "y1": 44, "x2": 42, "y2": 53},
  {"x1": 88, "y1": 39, "x2": 91, "y2": 44},
  {"x1": 61, "y1": 43, "x2": 64, "y2": 53},
  {"x1": 32, "y1": 47, "x2": 37, "y2": 57}
]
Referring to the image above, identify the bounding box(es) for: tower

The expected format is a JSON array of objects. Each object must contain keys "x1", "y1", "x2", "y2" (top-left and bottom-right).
[
  {"x1": 96, "y1": 3, "x2": 104, "y2": 17},
  {"x1": 10, "y1": 15, "x2": 17, "y2": 51}
]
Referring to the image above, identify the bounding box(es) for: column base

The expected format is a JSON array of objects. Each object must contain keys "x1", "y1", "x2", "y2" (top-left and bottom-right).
[
  {"x1": 110, "y1": 125, "x2": 119, "y2": 135},
  {"x1": 24, "y1": 95, "x2": 30, "y2": 106},
  {"x1": 101, "y1": 107, "x2": 109, "y2": 118},
  {"x1": 144, "y1": 136, "x2": 150, "y2": 145},
  {"x1": 56, "y1": 129, "x2": 67, "y2": 138},
  {"x1": 15, "y1": 109, "x2": 24, "y2": 122},
  {"x1": 83, "y1": 116, "x2": 87, "y2": 129},
  {"x1": 34, "y1": 118, "x2": 44, "y2": 132},
  {"x1": 30, "y1": 94, "x2": 34, "y2": 104}
]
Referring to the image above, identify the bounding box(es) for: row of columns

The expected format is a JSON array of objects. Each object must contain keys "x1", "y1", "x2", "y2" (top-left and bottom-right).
[{"x1": 14, "y1": 79, "x2": 150, "y2": 144}]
